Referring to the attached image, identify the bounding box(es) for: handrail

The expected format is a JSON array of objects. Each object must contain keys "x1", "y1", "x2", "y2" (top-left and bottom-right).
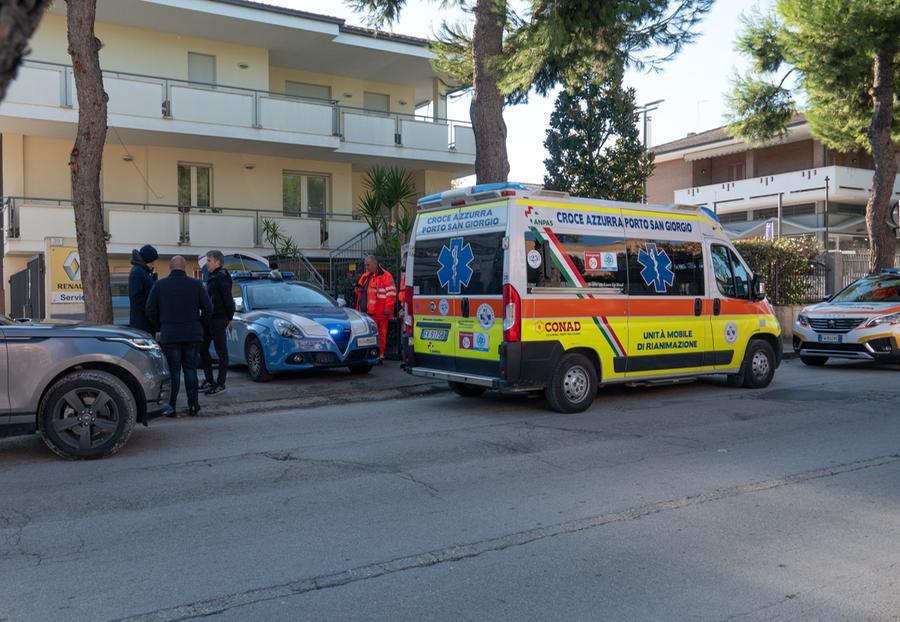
[
  {"x1": 5, "y1": 196, "x2": 362, "y2": 222},
  {"x1": 21, "y1": 59, "x2": 473, "y2": 127}
]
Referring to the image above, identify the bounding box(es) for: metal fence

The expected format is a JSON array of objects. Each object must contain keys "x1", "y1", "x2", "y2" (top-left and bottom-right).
[{"x1": 838, "y1": 252, "x2": 900, "y2": 288}]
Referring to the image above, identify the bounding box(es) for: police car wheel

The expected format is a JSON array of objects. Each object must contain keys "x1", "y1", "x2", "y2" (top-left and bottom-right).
[
  {"x1": 448, "y1": 381, "x2": 487, "y2": 397},
  {"x1": 740, "y1": 340, "x2": 776, "y2": 389},
  {"x1": 246, "y1": 338, "x2": 273, "y2": 383},
  {"x1": 545, "y1": 353, "x2": 597, "y2": 413},
  {"x1": 800, "y1": 355, "x2": 828, "y2": 367}
]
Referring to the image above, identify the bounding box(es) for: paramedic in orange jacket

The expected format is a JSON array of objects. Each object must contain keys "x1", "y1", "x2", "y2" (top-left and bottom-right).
[{"x1": 355, "y1": 255, "x2": 397, "y2": 361}]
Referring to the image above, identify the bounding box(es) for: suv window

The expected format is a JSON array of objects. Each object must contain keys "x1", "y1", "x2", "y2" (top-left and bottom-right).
[{"x1": 711, "y1": 244, "x2": 750, "y2": 299}]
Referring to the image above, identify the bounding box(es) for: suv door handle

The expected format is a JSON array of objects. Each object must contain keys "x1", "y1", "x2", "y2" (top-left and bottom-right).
[
  {"x1": 694, "y1": 298, "x2": 702, "y2": 316},
  {"x1": 713, "y1": 298, "x2": 721, "y2": 316}
]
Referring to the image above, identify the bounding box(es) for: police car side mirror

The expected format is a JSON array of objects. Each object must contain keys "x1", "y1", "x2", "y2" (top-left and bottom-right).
[
  {"x1": 751, "y1": 275, "x2": 766, "y2": 301},
  {"x1": 822, "y1": 294, "x2": 833, "y2": 302},
  {"x1": 337, "y1": 296, "x2": 347, "y2": 308},
  {"x1": 234, "y1": 298, "x2": 244, "y2": 313}
]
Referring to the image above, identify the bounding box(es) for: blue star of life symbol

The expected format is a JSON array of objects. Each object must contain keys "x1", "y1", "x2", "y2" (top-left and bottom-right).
[
  {"x1": 437, "y1": 237, "x2": 475, "y2": 294},
  {"x1": 637, "y1": 243, "x2": 675, "y2": 293}
]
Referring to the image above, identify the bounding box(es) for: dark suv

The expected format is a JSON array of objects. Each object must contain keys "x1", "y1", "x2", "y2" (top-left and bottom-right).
[{"x1": 0, "y1": 315, "x2": 172, "y2": 459}]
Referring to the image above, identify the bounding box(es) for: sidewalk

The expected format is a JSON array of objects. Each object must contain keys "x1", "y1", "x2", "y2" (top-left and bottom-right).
[{"x1": 172, "y1": 361, "x2": 446, "y2": 416}]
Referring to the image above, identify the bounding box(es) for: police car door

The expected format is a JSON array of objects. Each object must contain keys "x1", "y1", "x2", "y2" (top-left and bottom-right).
[{"x1": 411, "y1": 202, "x2": 507, "y2": 376}]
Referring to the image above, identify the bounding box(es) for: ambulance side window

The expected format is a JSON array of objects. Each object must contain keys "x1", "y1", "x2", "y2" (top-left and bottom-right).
[
  {"x1": 626, "y1": 240, "x2": 704, "y2": 296},
  {"x1": 712, "y1": 244, "x2": 750, "y2": 299},
  {"x1": 524, "y1": 232, "x2": 627, "y2": 291}
]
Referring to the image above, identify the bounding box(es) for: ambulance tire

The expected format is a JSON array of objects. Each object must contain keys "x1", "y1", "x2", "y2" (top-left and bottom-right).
[
  {"x1": 733, "y1": 340, "x2": 776, "y2": 389},
  {"x1": 545, "y1": 353, "x2": 597, "y2": 413},
  {"x1": 448, "y1": 381, "x2": 487, "y2": 397},
  {"x1": 800, "y1": 356, "x2": 828, "y2": 366}
]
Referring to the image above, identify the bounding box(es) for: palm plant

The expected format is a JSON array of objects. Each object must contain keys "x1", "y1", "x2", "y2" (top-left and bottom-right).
[{"x1": 357, "y1": 165, "x2": 418, "y2": 251}]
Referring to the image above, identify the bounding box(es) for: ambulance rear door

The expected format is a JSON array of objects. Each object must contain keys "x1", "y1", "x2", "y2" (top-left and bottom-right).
[{"x1": 410, "y1": 201, "x2": 508, "y2": 377}]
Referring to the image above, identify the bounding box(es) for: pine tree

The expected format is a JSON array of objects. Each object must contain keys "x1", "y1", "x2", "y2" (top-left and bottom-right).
[
  {"x1": 543, "y1": 75, "x2": 653, "y2": 202},
  {"x1": 726, "y1": 0, "x2": 900, "y2": 272}
]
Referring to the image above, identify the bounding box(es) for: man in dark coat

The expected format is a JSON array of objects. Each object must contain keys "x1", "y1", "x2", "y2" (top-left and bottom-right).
[
  {"x1": 199, "y1": 249, "x2": 236, "y2": 395},
  {"x1": 146, "y1": 255, "x2": 213, "y2": 417},
  {"x1": 128, "y1": 245, "x2": 158, "y2": 332}
]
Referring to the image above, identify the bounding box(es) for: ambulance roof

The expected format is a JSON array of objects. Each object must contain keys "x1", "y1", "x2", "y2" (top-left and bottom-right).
[{"x1": 416, "y1": 183, "x2": 721, "y2": 225}]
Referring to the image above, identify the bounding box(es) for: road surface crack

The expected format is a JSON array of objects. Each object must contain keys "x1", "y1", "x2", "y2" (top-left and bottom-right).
[{"x1": 113, "y1": 453, "x2": 900, "y2": 622}]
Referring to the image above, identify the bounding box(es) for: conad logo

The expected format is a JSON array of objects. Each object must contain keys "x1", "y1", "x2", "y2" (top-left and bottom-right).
[{"x1": 541, "y1": 320, "x2": 582, "y2": 334}]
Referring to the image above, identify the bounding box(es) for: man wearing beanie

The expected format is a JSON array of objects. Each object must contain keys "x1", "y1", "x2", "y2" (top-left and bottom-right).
[
  {"x1": 146, "y1": 255, "x2": 213, "y2": 417},
  {"x1": 128, "y1": 244, "x2": 159, "y2": 333}
]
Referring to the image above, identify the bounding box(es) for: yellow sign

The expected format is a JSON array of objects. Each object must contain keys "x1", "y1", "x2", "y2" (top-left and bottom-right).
[{"x1": 49, "y1": 246, "x2": 84, "y2": 304}]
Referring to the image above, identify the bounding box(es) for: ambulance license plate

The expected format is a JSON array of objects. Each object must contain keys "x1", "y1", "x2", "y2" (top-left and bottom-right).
[
  {"x1": 818, "y1": 334, "x2": 842, "y2": 344},
  {"x1": 421, "y1": 328, "x2": 449, "y2": 341}
]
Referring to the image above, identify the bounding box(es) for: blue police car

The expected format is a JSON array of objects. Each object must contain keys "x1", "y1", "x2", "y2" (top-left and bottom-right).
[{"x1": 228, "y1": 271, "x2": 381, "y2": 381}]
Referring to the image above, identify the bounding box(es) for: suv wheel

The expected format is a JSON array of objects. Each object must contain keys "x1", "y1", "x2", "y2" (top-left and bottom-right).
[
  {"x1": 545, "y1": 353, "x2": 597, "y2": 413},
  {"x1": 38, "y1": 370, "x2": 137, "y2": 460},
  {"x1": 246, "y1": 337, "x2": 273, "y2": 382}
]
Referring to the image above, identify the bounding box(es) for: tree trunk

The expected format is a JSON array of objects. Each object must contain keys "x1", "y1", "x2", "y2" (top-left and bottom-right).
[
  {"x1": 66, "y1": 0, "x2": 112, "y2": 323},
  {"x1": 0, "y1": 0, "x2": 50, "y2": 102},
  {"x1": 470, "y1": 0, "x2": 509, "y2": 184},
  {"x1": 865, "y1": 48, "x2": 898, "y2": 274}
]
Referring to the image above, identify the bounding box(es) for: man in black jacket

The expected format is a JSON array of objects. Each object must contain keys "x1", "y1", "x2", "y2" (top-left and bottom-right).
[
  {"x1": 199, "y1": 249, "x2": 235, "y2": 395},
  {"x1": 128, "y1": 245, "x2": 158, "y2": 332},
  {"x1": 146, "y1": 255, "x2": 212, "y2": 417}
]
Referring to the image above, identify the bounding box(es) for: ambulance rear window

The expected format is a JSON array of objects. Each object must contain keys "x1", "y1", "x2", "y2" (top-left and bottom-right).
[{"x1": 412, "y1": 232, "x2": 504, "y2": 296}]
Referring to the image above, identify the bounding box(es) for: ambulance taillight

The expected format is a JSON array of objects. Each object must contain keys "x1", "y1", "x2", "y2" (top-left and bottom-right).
[
  {"x1": 404, "y1": 286, "x2": 414, "y2": 336},
  {"x1": 503, "y1": 284, "x2": 521, "y2": 342}
]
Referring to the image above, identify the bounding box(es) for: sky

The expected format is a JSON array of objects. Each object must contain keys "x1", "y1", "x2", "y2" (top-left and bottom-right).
[{"x1": 273, "y1": 0, "x2": 771, "y2": 183}]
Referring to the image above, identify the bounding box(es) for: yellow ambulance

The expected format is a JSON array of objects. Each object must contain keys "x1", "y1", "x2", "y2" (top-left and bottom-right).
[{"x1": 401, "y1": 183, "x2": 782, "y2": 412}]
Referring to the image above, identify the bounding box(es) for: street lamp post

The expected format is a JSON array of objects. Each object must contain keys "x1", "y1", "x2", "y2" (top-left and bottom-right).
[{"x1": 636, "y1": 99, "x2": 664, "y2": 203}]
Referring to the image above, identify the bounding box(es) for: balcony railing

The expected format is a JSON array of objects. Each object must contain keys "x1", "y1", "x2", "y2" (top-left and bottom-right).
[
  {"x1": 674, "y1": 165, "x2": 900, "y2": 212},
  {"x1": 3, "y1": 60, "x2": 476, "y2": 156},
  {"x1": 3, "y1": 197, "x2": 371, "y2": 252}
]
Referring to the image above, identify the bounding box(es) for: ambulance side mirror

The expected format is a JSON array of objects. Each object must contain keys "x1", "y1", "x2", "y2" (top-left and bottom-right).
[{"x1": 751, "y1": 275, "x2": 766, "y2": 301}]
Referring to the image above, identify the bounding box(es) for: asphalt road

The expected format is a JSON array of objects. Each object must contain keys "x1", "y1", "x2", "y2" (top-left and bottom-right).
[{"x1": 2, "y1": 359, "x2": 899, "y2": 622}]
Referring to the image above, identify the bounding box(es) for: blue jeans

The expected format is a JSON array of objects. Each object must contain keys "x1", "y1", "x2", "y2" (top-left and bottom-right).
[{"x1": 162, "y1": 342, "x2": 200, "y2": 409}]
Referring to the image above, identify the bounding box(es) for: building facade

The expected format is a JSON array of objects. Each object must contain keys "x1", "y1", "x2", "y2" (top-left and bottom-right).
[
  {"x1": 647, "y1": 115, "x2": 900, "y2": 249},
  {"x1": 1, "y1": 0, "x2": 475, "y2": 314}
]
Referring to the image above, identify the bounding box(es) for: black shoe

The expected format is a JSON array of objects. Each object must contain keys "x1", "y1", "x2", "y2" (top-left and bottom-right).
[
  {"x1": 199, "y1": 380, "x2": 214, "y2": 391},
  {"x1": 188, "y1": 405, "x2": 201, "y2": 417},
  {"x1": 205, "y1": 384, "x2": 226, "y2": 396}
]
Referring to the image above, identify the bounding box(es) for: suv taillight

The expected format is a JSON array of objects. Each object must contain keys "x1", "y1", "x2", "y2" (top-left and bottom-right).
[
  {"x1": 404, "y1": 286, "x2": 414, "y2": 336},
  {"x1": 502, "y1": 283, "x2": 521, "y2": 342}
]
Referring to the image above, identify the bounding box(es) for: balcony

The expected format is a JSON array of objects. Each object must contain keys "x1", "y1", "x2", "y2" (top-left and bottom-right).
[
  {"x1": 0, "y1": 60, "x2": 476, "y2": 166},
  {"x1": 674, "y1": 165, "x2": 900, "y2": 212},
  {"x1": 3, "y1": 197, "x2": 370, "y2": 258}
]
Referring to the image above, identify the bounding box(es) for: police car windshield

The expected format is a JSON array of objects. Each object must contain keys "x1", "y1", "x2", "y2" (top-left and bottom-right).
[
  {"x1": 247, "y1": 282, "x2": 334, "y2": 309},
  {"x1": 831, "y1": 275, "x2": 900, "y2": 303}
]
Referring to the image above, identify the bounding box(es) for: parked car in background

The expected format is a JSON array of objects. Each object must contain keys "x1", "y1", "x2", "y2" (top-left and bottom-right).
[
  {"x1": 794, "y1": 269, "x2": 900, "y2": 366},
  {"x1": 227, "y1": 271, "x2": 381, "y2": 381},
  {"x1": 0, "y1": 315, "x2": 171, "y2": 459}
]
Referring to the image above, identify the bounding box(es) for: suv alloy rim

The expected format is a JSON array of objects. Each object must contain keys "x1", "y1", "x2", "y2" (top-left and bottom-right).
[{"x1": 52, "y1": 388, "x2": 119, "y2": 451}]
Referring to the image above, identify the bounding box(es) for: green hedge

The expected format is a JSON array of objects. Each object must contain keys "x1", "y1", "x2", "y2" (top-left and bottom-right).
[{"x1": 734, "y1": 236, "x2": 820, "y2": 306}]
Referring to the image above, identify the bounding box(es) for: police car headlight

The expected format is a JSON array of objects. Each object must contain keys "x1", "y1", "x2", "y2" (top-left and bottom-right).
[
  {"x1": 865, "y1": 312, "x2": 900, "y2": 328},
  {"x1": 365, "y1": 316, "x2": 378, "y2": 333},
  {"x1": 797, "y1": 314, "x2": 810, "y2": 328},
  {"x1": 273, "y1": 318, "x2": 305, "y2": 338}
]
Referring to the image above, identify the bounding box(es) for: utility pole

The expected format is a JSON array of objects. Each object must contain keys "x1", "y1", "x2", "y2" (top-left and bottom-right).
[
  {"x1": 824, "y1": 175, "x2": 830, "y2": 250},
  {"x1": 776, "y1": 192, "x2": 783, "y2": 238},
  {"x1": 636, "y1": 99, "x2": 664, "y2": 203}
]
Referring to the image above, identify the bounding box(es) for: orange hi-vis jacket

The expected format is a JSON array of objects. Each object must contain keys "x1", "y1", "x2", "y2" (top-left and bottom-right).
[{"x1": 356, "y1": 268, "x2": 397, "y2": 318}]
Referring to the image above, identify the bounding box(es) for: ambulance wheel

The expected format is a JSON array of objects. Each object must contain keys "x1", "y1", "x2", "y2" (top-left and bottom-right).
[
  {"x1": 800, "y1": 355, "x2": 828, "y2": 366},
  {"x1": 545, "y1": 353, "x2": 597, "y2": 413},
  {"x1": 448, "y1": 381, "x2": 487, "y2": 397},
  {"x1": 732, "y1": 340, "x2": 776, "y2": 389}
]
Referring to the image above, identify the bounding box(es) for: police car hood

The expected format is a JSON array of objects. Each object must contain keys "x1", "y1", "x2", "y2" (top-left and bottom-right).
[
  {"x1": 803, "y1": 301, "x2": 900, "y2": 316},
  {"x1": 247, "y1": 308, "x2": 371, "y2": 338}
]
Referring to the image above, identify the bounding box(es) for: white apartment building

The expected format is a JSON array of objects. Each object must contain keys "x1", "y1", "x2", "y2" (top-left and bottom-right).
[
  {"x1": 1, "y1": 0, "x2": 475, "y2": 314},
  {"x1": 647, "y1": 115, "x2": 900, "y2": 249}
]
